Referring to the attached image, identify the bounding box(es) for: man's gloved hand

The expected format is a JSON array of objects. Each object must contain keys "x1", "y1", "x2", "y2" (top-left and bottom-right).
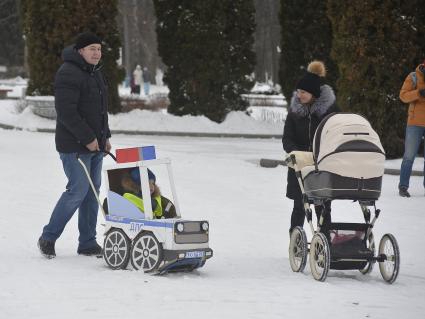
[{"x1": 419, "y1": 89, "x2": 425, "y2": 97}]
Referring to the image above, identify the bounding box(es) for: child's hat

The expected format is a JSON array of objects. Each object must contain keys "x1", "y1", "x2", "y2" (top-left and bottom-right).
[{"x1": 130, "y1": 167, "x2": 156, "y2": 184}]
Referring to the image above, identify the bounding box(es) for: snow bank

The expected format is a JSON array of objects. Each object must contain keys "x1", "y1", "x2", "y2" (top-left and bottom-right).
[{"x1": 0, "y1": 99, "x2": 284, "y2": 135}]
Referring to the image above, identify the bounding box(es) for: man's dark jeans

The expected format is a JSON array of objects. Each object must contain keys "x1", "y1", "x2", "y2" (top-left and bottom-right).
[
  {"x1": 399, "y1": 125, "x2": 425, "y2": 189},
  {"x1": 41, "y1": 152, "x2": 103, "y2": 250}
]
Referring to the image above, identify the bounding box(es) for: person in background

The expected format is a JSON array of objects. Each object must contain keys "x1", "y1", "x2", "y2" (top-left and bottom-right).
[
  {"x1": 398, "y1": 61, "x2": 425, "y2": 197},
  {"x1": 132, "y1": 65, "x2": 143, "y2": 95},
  {"x1": 130, "y1": 73, "x2": 136, "y2": 94},
  {"x1": 38, "y1": 32, "x2": 111, "y2": 259},
  {"x1": 142, "y1": 67, "x2": 152, "y2": 96},
  {"x1": 282, "y1": 60, "x2": 339, "y2": 235}
]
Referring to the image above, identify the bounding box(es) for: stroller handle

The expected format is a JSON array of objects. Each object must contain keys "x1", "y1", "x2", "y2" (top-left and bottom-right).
[
  {"x1": 103, "y1": 150, "x2": 117, "y2": 162},
  {"x1": 76, "y1": 150, "x2": 117, "y2": 162},
  {"x1": 284, "y1": 153, "x2": 296, "y2": 168},
  {"x1": 75, "y1": 150, "x2": 116, "y2": 218}
]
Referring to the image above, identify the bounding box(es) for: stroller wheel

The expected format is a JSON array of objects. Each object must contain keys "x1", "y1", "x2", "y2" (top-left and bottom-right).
[
  {"x1": 309, "y1": 233, "x2": 330, "y2": 282},
  {"x1": 378, "y1": 233, "x2": 400, "y2": 284},
  {"x1": 359, "y1": 232, "x2": 375, "y2": 275},
  {"x1": 103, "y1": 228, "x2": 131, "y2": 270},
  {"x1": 289, "y1": 226, "x2": 308, "y2": 272},
  {"x1": 131, "y1": 232, "x2": 163, "y2": 272}
]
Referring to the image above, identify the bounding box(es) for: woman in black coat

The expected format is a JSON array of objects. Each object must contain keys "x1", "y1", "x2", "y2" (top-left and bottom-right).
[{"x1": 282, "y1": 61, "x2": 339, "y2": 233}]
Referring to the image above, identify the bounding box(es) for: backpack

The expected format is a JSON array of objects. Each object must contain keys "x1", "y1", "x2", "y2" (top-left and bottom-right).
[{"x1": 410, "y1": 71, "x2": 417, "y2": 89}]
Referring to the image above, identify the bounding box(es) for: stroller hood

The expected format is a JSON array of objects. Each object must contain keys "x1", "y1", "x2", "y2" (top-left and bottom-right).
[{"x1": 312, "y1": 113, "x2": 385, "y2": 179}]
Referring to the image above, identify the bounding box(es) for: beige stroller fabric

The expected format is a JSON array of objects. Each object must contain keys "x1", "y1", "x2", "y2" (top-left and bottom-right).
[{"x1": 312, "y1": 113, "x2": 385, "y2": 179}]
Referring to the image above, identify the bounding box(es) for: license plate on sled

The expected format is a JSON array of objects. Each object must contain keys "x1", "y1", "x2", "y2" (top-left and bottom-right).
[{"x1": 185, "y1": 251, "x2": 204, "y2": 258}]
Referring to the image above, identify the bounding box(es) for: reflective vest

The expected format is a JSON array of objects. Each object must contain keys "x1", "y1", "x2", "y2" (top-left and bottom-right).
[{"x1": 123, "y1": 193, "x2": 163, "y2": 218}]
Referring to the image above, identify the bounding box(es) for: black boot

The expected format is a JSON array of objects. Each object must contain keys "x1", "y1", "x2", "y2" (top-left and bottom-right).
[
  {"x1": 78, "y1": 243, "x2": 103, "y2": 256},
  {"x1": 38, "y1": 237, "x2": 56, "y2": 259},
  {"x1": 399, "y1": 186, "x2": 410, "y2": 197}
]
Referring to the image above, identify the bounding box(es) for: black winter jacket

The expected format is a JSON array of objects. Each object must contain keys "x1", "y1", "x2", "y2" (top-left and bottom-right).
[
  {"x1": 282, "y1": 85, "x2": 339, "y2": 199},
  {"x1": 54, "y1": 45, "x2": 111, "y2": 153}
]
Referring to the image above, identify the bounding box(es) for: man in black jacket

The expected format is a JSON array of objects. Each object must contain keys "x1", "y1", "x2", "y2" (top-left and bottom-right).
[{"x1": 38, "y1": 32, "x2": 111, "y2": 258}]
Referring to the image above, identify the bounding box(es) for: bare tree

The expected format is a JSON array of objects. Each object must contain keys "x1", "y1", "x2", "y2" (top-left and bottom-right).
[
  {"x1": 254, "y1": 0, "x2": 281, "y2": 84},
  {"x1": 118, "y1": 0, "x2": 164, "y2": 84},
  {"x1": 0, "y1": 0, "x2": 24, "y2": 72},
  {"x1": 118, "y1": 0, "x2": 281, "y2": 86}
]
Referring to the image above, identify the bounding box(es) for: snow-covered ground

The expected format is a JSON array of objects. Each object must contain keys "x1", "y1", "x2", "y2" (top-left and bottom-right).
[
  {"x1": 0, "y1": 128, "x2": 424, "y2": 319},
  {"x1": 0, "y1": 76, "x2": 27, "y2": 99}
]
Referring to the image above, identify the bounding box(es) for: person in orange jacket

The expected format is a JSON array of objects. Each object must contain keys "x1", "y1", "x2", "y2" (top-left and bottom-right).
[{"x1": 398, "y1": 61, "x2": 425, "y2": 197}]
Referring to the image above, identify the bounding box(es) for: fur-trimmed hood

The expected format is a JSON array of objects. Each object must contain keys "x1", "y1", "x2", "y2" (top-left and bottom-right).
[{"x1": 289, "y1": 84, "x2": 336, "y2": 118}]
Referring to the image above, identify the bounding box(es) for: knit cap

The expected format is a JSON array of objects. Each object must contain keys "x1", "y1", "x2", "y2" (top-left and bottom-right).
[
  {"x1": 296, "y1": 61, "x2": 326, "y2": 98},
  {"x1": 75, "y1": 32, "x2": 101, "y2": 50}
]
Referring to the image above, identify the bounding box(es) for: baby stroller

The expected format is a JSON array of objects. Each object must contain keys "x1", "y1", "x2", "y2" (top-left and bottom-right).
[{"x1": 285, "y1": 113, "x2": 400, "y2": 283}]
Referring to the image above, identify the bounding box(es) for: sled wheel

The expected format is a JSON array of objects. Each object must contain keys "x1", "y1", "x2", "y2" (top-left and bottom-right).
[
  {"x1": 103, "y1": 229, "x2": 130, "y2": 270},
  {"x1": 359, "y1": 232, "x2": 375, "y2": 275},
  {"x1": 289, "y1": 226, "x2": 308, "y2": 272},
  {"x1": 378, "y1": 233, "x2": 400, "y2": 284},
  {"x1": 131, "y1": 232, "x2": 163, "y2": 272},
  {"x1": 309, "y1": 233, "x2": 330, "y2": 282}
]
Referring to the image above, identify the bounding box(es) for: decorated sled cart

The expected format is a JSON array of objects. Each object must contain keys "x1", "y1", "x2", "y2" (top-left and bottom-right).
[{"x1": 79, "y1": 146, "x2": 213, "y2": 274}]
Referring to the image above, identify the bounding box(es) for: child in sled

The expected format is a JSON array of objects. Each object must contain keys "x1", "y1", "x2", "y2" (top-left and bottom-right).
[{"x1": 121, "y1": 167, "x2": 177, "y2": 219}]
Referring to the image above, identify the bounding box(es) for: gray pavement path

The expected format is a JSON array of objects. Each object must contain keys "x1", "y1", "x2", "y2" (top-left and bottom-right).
[{"x1": 259, "y1": 158, "x2": 423, "y2": 176}]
